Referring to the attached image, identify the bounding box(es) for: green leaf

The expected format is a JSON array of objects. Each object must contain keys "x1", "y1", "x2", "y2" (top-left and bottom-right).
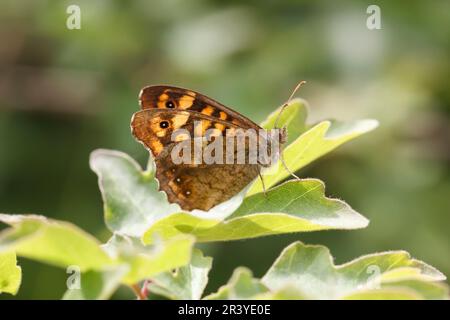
[
  {"x1": 343, "y1": 288, "x2": 423, "y2": 300},
  {"x1": 204, "y1": 267, "x2": 269, "y2": 300},
  {"x1": 253, "y1": 287, "x2": 306, "y2": 300},
  {"x1": 260, "y1": 98, "x2": 309, "y2": 145},
  {"x1": 0, "y1": 214, "x2": 195, "y2": 289},
  {"x1": 261, "y1": 241, "x2": 448, "y2": 300},
  {"x1": 62, "y1": 266, "x2": 128, "y2": 300},
  {"x1": 90, "y1": 149, "x2": 179, "y2": 237},
  {"x1": 90, "y1": 149, "x2": 247, "y2": 237},
  {"x1": 248, "y1": 118, "x2": 379, "y2": 195},
  {"x1": 102, "y1": 234, "x2": 195, "y2": 284},
  {"x1": 0, "y1": 214, "x2": 113, "y2": 271},
  {"x1": 0, "y1": 251, "x2": 22, "y2": 295},
  {"x1": 149, "y1": 248, "x2": 212, "y2": 300},
  {"x1": 143, "y1": 179, "x2": 368, "y2": 243}
]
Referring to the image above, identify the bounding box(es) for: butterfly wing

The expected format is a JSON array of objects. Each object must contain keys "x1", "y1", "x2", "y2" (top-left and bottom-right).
[
  {"x1": 131, "y1": 109, "x2": 261, "y2": 211},
  {"x1": 131, "y1": 109, "x2": 242, "y2": 158},
  {"x1": 139, "y1": 85, "x2": 260, "y2": 130},
  {"x1": 155, "y1": 147, "x2": 260, "y2": 211}
]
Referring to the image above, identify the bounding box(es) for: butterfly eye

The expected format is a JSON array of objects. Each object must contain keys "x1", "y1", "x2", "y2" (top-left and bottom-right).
[
  {"x1": 159, "y1": 121, "x2": 169, "y2": 129},
  {"x1": 165, "y1": 101, "x2": 175, "y2": 108}
]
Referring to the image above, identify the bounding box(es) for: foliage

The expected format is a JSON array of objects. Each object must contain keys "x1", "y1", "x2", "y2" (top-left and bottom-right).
[
  {"x1": 1, "y1": 0, "x2": 449, "y2": 300},
  {"x1": 206, "y1": 242, "x2": 448, "y2": 300},
  {"x1": 0, "y1": 99, "x2": 447, "y2": 300},
  {"x1": 0, "y1": 252, "x2": 21, "y2": 295}
]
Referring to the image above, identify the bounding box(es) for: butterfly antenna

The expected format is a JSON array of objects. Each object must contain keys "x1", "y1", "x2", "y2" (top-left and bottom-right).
[
  {"x1": 274, "y1": 81, "x2": 306, "y2": 180},
  {"x1": 274, "y1": 80, "x2": 307, "y2": 129}
]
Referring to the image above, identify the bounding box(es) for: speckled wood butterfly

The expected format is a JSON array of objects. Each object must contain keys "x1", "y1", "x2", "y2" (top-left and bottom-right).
[{"x1": 131, "y1": 83, "x2": 304, "y2": 211}]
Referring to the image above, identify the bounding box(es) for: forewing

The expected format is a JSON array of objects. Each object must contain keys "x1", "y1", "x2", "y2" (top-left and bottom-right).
[
  {"x1": 139, "y1": 85, "x2": 260, "y2": 130},
  {"x1": 131, "y1": 109, "x2": 242, "y2": 158},
  {"x1": 131, "y1": 108, "x2": 262, "y2": 211}
]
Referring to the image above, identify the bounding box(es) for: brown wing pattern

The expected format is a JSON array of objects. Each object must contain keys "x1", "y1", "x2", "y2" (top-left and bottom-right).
[
  {"x1": 131, "y1": 109, "x2": 241, "y2": 158},
  {"x1": 131, "y1": 108, "x2": 261, "y2": 211},
  {"x1": 155, "y1": 150, "x2": 260, "y2": 211},
  {"x1": 139, "y1": 85, "x2": 260, "y2": 130},
  {"x1": 132, "y1": 86, "x2": 288, "y2": 211}
]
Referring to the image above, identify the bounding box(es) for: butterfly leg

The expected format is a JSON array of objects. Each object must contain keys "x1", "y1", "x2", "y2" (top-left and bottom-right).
[
  {"x1": 258, "y1": 171, "x2": 267, "y2": 196},
  {"x1": 280, "y1": 148, "x2": 301, "y2": 180}
]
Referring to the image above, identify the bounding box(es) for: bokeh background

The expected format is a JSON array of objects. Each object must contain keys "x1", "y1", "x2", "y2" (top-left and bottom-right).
[{"x1": 1, "y1": 0, "x2": 449, "y2": 299}]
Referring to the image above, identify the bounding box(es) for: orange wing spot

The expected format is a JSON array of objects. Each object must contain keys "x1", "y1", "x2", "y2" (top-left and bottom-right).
[
  {"x1": 201, "y1": 106, "x2": 215, "y2": 116},
  {"x1": 171, "y1": 113, "x2": 190, "y2": 129},
  {"x1": 219, "y1": 111, "x2": 228, "y2": 121},
  {"x1": 232, "y1": 119, "x2": 241, "y2": 125},
  {"x1": 207, "y1": 127, "x2": 222, "y2": 138},
  {"x1": 173, "y1": 132, "x2": 190, "y2": 142},
  {"x1": 150, "y1": 139, "x2": 164, "y2": 155},
  {"x1": 214, "y1": 123, "x2": 225, "y2": 132},
  {"x1": 157, "y1": 101, "x2": 165, "y2": 108},
  {"x1": 178, "y1": 95, "x2": 195, "y2": 109},
  {"x1": 194, "y1": 120, "x2": 211, "y2": 136},
  {"x1": 201, "y1": 120, "x2": 212, "y2": 135},
  {"x1": 150, "y1": 117, "x2": 168, "y2": 137},
  {"x1": 157, "y1": 93, "x2": 169, "y2": 108}
]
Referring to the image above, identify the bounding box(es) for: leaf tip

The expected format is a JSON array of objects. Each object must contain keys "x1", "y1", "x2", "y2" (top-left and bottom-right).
[{"x1": 356, "y1": 119, "x2": 379, "y2": 133}]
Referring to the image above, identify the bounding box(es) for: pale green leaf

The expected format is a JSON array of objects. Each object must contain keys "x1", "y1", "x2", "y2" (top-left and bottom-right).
[
  {"x1": 261, "y1": 241, "x2": 448, "y2": 300},
  {"x1": 248, "y1": 118, "x2": 379, "y2": 195},
  {"x1": 102, "y1": 234, "x2": 195, "y2": 284},
  {"x1": 260, "y1": 98, "x2": 309, "y2": 145},
  {"x1": 343, "y1": 288, "x2": 423, "y2": 300},
  {"x1": 143, "y1": 179, "x2": 368, "y2": 243},
  {"x1": 253, "y1": 287, "x2": 306, "y2": 300},
  {"x1": 0, "y1": 251, "x2": 22, "y2": 295},
  {"x1": 380, "y1": 266, "x2": 443, "y2": 282},
  {"x1": 204, "y1": 267, "x2": 268, "y2": 300},
  {"x1": 90, "y1": 149, "x2": 179, "y2": 237},
  {"x1": 379, "y1": 281, "x2": 447, "y2": 300},
  {"x1": 149, "y1": 248, "x2": 212, "y2": 300},
  {"x1": 62, "y1": 266, "x2": 128, "y2": 300},
  {"x1": 90, "y1": 149, "x2": 247, "y2": 237},
  {"x1": 0, "y1": 214, "x2": 195, "y2": 288},
  {"x1": 0, "y1": 214, "x2": 113, "y2": 271}
]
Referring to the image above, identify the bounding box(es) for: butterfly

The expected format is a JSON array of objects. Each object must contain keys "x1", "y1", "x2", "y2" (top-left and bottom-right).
[{"x1": 131, "y1": 83, "x2": 304, "y2": 211}]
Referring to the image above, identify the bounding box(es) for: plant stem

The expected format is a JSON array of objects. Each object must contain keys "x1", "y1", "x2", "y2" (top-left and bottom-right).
[
  {"x1": 141, "y1": 279, "x2": 151, "y2": 298},
  {"x1": 130, "y1": 283, "x2": 147, "y2": 300}
]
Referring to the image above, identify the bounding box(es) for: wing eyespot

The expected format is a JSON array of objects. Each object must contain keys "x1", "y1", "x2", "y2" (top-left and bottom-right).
[
  {"x1": 165, "y1": 101, "x2": 176, "y2": 108},
  {"x1": 159, "y1": 121, "x2": 170, "y2": 128}
]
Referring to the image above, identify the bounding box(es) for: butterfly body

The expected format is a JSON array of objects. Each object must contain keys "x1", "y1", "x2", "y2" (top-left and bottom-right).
[{"x1": 131, "y1": 85, "x2": 286, "y2": 211}]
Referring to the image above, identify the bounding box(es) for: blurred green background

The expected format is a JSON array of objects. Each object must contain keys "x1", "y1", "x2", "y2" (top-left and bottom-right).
[{"x1": 1, "y1": 0, "x2": 449, "y2": 299}]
